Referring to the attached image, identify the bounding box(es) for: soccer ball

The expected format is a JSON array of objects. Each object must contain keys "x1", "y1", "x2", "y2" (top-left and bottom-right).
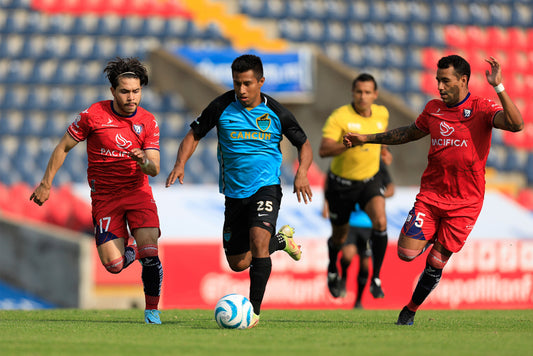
[{"x1": 214, "y1": 293, "x2": 253, "y2": 329}]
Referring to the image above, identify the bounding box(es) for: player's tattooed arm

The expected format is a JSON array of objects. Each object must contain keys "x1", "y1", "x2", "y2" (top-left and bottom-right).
[
  {"x1": 344, "y1": 122, "x2": 427, "y2": 147},
  {"x1": 366, "y1": 123, "x2": 427, "y2": 145}
]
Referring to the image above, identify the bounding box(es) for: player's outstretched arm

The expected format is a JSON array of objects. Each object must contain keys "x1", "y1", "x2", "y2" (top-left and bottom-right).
[
  {"x1": 344, "y1": 123, "x2": 427, "y2": 148},
  {"x1": 485, "y1": 57, "x2": 524, "y2": 132},
  {"x1": 30, "y1": 132, "x2": 78, "y2": 206},
  {"x1": 165, "y1": 129, "x2": 200, "y2": 187},
  {"x1": 293, "y1": 139, "x2": 313, "y2": 204}
]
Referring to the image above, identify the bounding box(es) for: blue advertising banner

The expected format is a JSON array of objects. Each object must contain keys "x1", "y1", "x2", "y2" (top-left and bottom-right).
[{"x1": 173, "y1": 47, "x2": 313, "y2": 95}]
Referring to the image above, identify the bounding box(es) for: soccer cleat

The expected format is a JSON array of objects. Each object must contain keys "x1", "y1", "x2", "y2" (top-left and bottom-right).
[
  {"x1": 354, "y1": 300, "x2": 363, "y2": 309},
  {"x1": 327, "y1": 272, "x2": 342, "y2": 298},
  {"x1": 278, "y1": 225, "x2": 301, "y2": 261},
  {"x1": 144, "y1": 309, "x2": 162, "y2": 324},
  {"x1": 396, "y1": 306, "x2": 416, "y2": 325},
  {"x1": 248, "y1": 313, "x2": 260, "y2": 329},
  {"x1": 370, "y1": 278, "x2": 385, "y2": 298}
]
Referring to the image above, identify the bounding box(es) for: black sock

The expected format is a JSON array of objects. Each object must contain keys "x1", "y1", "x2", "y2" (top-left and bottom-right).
[
  {"x1": 327, "y1": 237, "x2": 340, "y2": 273},
  {"x1": 249, "y1": 257, "x2": 272, "y2": 315},
  {"x1": 356, "y1": 269, "x2": 369, "y2": 302},
  {"x1": 140, "y1": 256, "x2": 163, "y2": 299},
  {"x1": 370, "y1": 229, "x2": 388, "y2": 279},
  {"x1": 340, "y1": 257, "x2": 350, "y2": 279},
  {"x1": 412, "y1": 262, "x2": 443, "y2": 306},
  {"x1": 268, "y1": 232, "x2": 286, "y2": 254},
  {"x1": 123, "y1": 246, "x2": 136, "y2": 269}
]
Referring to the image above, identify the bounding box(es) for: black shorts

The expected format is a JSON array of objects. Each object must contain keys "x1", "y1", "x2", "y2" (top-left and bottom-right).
[
  {"x1": 223, "y1": 185, "x2": 282, "y2": 256},
  {"x1": 325, "y1": 171, "x2": 384, "y2": 226},
  {"x1": 345, "y1": 226, "x2": 372, "y2": 258}
]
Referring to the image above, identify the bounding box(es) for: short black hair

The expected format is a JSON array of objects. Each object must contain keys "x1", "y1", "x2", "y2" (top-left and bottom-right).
[
  {"x1": 231, "y1": 54, "x2": 263, "y2": 80},
  {"x1": 103, "y1": 57, "x2": 149, "y2": 88},
  {"x1": 352, "y1": 73, "x2": 378, "y2": 91},
  {"x1": 437, "y1": 55, "x2": 471, "y2": 83}
]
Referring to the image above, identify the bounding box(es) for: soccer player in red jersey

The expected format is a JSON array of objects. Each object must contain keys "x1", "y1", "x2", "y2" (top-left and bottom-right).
[
  {"x1": 30, "y1": 57, "x2": 164, "y2": 324},
  {"x1": 343, "y1": 55, "x2": 523, "y2": 325}
]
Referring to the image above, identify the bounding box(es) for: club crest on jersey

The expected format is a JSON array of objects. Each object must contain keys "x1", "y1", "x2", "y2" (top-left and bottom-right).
[
  {"x1": 133, "y1": 124, "x2": 143, "y2": 135},
  {"x1": 256, "y1": 113, "x2": 271, "y2": 131},
  {"x1": 463, "y1": 109, "x2": 472, "y2": 118}
]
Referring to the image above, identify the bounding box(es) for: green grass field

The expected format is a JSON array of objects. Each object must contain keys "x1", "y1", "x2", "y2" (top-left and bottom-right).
[{"x1": 1, "y1": 309, "x2": 531, "y2": 355}]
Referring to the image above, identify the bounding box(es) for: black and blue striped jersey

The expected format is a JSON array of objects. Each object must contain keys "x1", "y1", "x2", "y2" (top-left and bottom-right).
[{"x1": 191, "y1": 90, "x2": 308, "y2": 198}]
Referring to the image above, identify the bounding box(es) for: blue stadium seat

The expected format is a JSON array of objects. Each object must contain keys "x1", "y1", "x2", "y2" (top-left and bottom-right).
[
  {"x1": 386, "y1": 1, "x2": 410, "y2": 22},
  {"x1": 42, "y1": 114, "x2": 69, "y2": 137},
  {"x1": 62, "y1": 148, "x2": 87, "y2": 183},
  {"x1": 4, "y1": 60, "x2": 26, "y2": 83},
  {"x1": 325, "y1": 1, "x2": 349, "y2": 21},
  {"x1": 384, "y1": 23, "x2": 409, "y2": 46},
  {"x1": 408, "y1": 1, "x2": 431, "y2": 24},
  {"x1": 46, "y1": 14, "x2": 75, "y2": 35},
  {"x1": 347, "y1": 1, "x2": 370, "y2": 22},
  {"x1": 2, "y1": 0, "x2": 31, "y2": 9},
  {"x1": 502, "y1": 148, "x2": 526, "y2": 173},
  {"x1": 21, "y1": 36, "x2": 44, "y2": 59},
  {"x1": 511, "y1": 2, "x2": 533, "y2": 28},
  {"x1": 324, "y1": 21, "x2": 346, "y2": 43},
  {"x1": 278, "y1": 19, "x2": 305, "y2": 42},
  {"x1": 70, "y1": 16, "x2": 98, "y2": 36},
  {"x1": 407, "y1": 23, "x2": 430, "y2": 46},
  {"x1": 363, "y1": 23, "x2": 388, "y2": 45},
  {"x1": 526, "y1": 153, "x2": 533, "y2": 186},
  {"x1": 368, "y1": 1, "x2": 390, "y2": 22},
  {"x1": 118, "y1": 16, "x2": 143, "y2": 37},
  {"x1": 20, "y1": 113, "x2": 46, "y2": 137}
]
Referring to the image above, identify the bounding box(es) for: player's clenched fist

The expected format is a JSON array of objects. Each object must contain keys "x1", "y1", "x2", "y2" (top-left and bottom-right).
[{"x1": 343, "y1": 132, "x2": 366, "y2": 148}]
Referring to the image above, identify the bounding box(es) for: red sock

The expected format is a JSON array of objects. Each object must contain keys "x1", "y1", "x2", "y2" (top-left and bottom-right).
[
  {"x1": 407, "y1": 300, "x2": 420, "y2": 312},
  {"x1": 145, "y1": 295, "x2": 160, "y2": 310}
]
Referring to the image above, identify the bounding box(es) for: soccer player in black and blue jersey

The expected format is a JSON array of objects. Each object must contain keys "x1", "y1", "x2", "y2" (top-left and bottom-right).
[{"x1": 166, "y1": 54, "x2": 313, "y2": 328}]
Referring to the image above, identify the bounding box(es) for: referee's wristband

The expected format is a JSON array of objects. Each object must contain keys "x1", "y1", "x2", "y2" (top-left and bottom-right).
[
  {"x1": 493, "y1": 83, "x2": 505, "y2": 94},
  {"x1": 139, "y1": 159, "x2": 150, "y2": 169}
]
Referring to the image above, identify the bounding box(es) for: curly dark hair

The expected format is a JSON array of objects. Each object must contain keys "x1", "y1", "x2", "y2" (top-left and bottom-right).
[{"x1": 103, "y1": 57, "x2": 149, "y2": 88}]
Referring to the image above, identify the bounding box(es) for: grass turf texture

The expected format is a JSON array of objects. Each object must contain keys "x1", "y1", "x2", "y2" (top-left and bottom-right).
[{"x1": 0, "y1": 309, "x2": 531, "y2": 355}]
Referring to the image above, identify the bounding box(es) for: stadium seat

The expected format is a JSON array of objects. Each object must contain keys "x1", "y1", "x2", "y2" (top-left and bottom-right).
[
  {"x1": 502, "y1": 147, "x2": 527, "y2": 173},
  {"x1": 449, "y1": 2, "x2": 470, "y2": 25},
  {"x1": 511, "y1": 2, "x2": 533, "y2": 28},
  {"x1": 430, "y1": 2, "x2": 453, "y2": 25},
  {"x1": 488, "y1": 3, "x2": 513, "y2": 27},
  {"x1": 20, "y1": 113, "x2": 46, "y2": 137},
  {"x1": 324, "y1": 21, "x2": 346, "y2": 43},
  {"x1": 278, "y1": 19, "x2": 305, "y2": 42},
  {"x1": 468, "y1": 3, "x2": 491, "y2": 26},
  {"x1": 526, "y1": 153, "x2": 533, "y2": 186},
  {"x1": 368, "y1": 1, "x2": 389, "y2": 22},
  {"x1": 364, "y1": 23, "x2": 387, "y2": 45},
  {"x1": 347, "y1": 1, "x2": 370, "y2": 22},
  {"x1": 386, "y1": 1, "x2": 410, "y2": 23},
  {"x1": 384, "y1": 23, "x2": 409, "y2": 46},
  {"x1": 326, "y1": 0, "x2": 349, "y2": 21},
  {"x1": 408, "y1": 1, "x2": 430, "y2": 24},
  {"x1": 161, "y1": 18, "x2": 190, "y2": 39}
]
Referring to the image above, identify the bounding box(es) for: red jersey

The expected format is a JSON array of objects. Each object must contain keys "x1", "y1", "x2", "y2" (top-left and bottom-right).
[
  {"x1": 414, "y1": 93, "x2": 502, "y2": 206},
  {"x1": 67, "y1": 100, "x2": 160, "y2": 196}
]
